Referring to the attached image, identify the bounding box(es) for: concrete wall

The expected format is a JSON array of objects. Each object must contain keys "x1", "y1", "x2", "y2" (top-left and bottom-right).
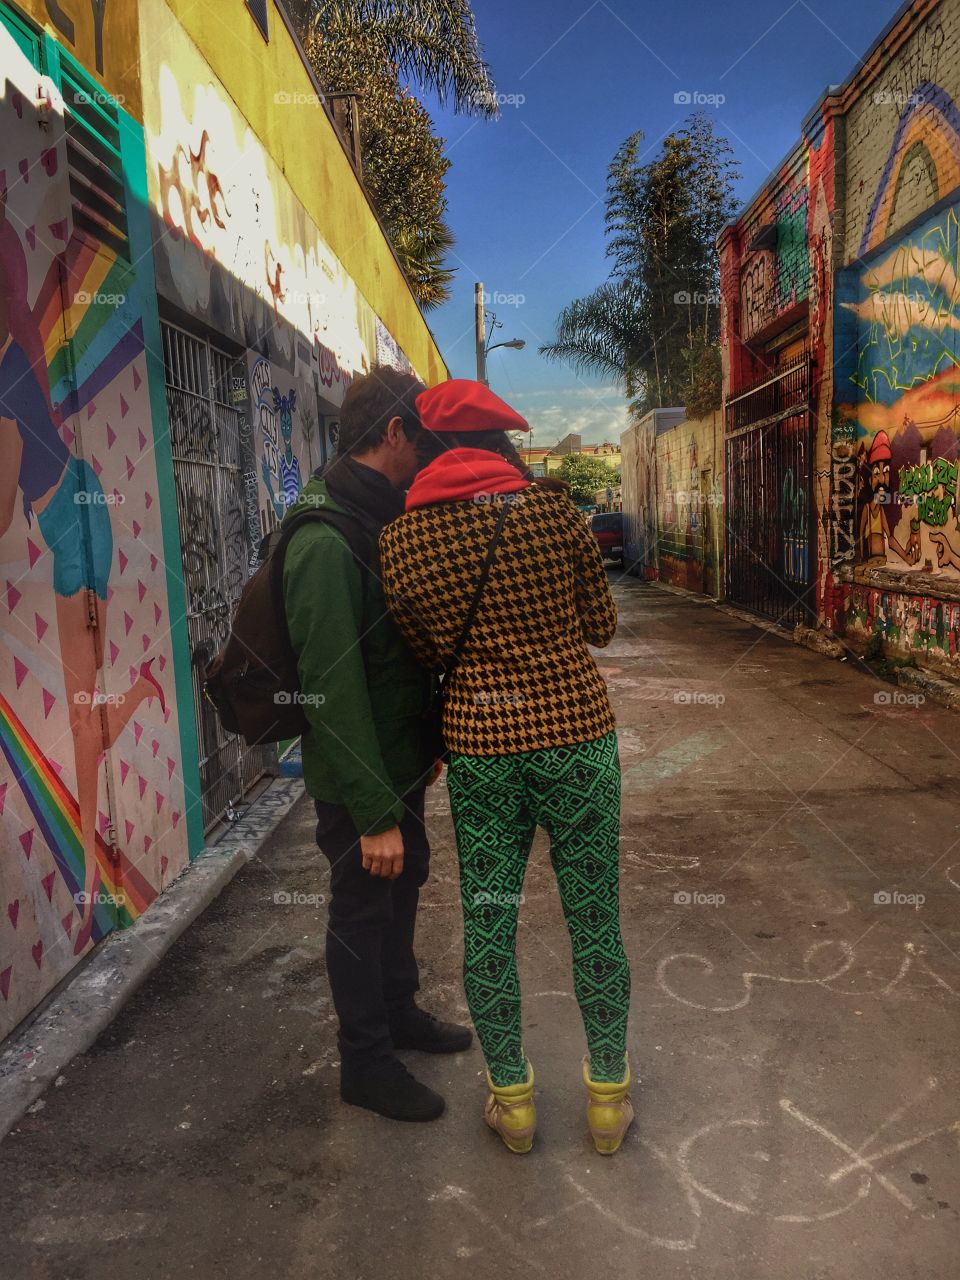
[
  {"x1": 0, "y1": 0, "x2": 447, "y2": 1039},
  {"x1": 620, "y1": 408, "x2": 684, "y2": 577},
  {"x1": 0, "y1": 10, "x2": 193, "y2": 1032},
  {"x1": 655, "y1": 412, "x2": 724, "y2": 598}
]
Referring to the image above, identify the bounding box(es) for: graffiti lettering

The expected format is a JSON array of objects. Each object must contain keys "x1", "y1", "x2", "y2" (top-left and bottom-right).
[{"x1": 44, "y1": 0, "x2": 111, "y2": 76}]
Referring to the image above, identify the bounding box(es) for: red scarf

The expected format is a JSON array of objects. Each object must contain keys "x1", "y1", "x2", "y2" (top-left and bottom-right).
[{"x1": 406, "y1": 447, "x2": 531, "y2": 511}]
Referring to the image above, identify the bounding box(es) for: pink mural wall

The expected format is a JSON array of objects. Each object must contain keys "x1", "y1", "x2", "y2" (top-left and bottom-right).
[{"x1": 0, "y1": 27, "x2": 189, "y2": 1035}]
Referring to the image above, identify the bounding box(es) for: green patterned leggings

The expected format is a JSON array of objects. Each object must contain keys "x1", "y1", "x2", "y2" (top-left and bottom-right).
[{"x1": 447, "y1": 731, "x2": 630, "y2": 1087}]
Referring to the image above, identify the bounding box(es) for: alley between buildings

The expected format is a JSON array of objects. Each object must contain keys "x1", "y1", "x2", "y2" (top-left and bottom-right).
[{"x1": 2, "y1": 578, "x2": 958, "y2": 1280}]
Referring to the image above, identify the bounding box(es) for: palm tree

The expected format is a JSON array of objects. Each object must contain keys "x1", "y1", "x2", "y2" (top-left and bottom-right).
[
  {"x1": 539, "y1": 281, "x2": 653, "y2": 405},
  {"x1": 291, "y1": 0, "x2": 498, "y2": 117}
]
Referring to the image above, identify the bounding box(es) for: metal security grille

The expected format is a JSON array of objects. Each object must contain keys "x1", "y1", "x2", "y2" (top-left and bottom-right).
[
  {"x1": 725, "y1": 353, "x2": 815, "y2": 629},
  {"x1": 162, "y1": 323, "x2": 273, "y2": 829}
]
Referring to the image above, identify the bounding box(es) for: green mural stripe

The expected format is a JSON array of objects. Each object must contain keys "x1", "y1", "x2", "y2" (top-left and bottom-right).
[{"x1": 118, "y1": 112, "x2": 205, "y2": 858}]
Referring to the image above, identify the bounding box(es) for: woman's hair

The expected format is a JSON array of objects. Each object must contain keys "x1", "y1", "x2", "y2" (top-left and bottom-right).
[{"x1": 418, "y1": 428, "x2": 535, "y2": 480}]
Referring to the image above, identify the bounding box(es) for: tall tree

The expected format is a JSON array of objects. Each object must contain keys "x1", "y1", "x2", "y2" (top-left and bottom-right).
[
  {"x1": 541, "y1": 115, "x2": 739, "y2": 416},
  {"x1": 292, "y1": 2, "x2": 497, "y2": 309}
]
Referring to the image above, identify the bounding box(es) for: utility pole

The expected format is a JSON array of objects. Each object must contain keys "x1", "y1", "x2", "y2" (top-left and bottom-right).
[{"x1": 475, "y1": 282, "x2": 487, "y2": 385}]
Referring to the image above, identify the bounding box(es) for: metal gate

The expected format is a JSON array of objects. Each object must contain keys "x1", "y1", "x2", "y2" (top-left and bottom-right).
[
  {"x1": 725, "y1": 353, "x2": 815, "y2": 628},
  {"x1": 161, "y1": 323, "x2": 273, "y2": 829}
]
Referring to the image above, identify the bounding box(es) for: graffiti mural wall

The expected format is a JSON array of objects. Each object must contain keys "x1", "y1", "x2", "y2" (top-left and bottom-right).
[
  {"x1": 0, "y1": 22, "x2": 190, "y2": 1034},
  {"x1": 655, "y1": 413, "x2": 723, "y2": 597}
]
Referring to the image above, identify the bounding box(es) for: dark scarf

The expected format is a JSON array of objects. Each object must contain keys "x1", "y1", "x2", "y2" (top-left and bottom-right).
[{"x1": 320, "y1": 454, "x2": 406, "y2": 535}]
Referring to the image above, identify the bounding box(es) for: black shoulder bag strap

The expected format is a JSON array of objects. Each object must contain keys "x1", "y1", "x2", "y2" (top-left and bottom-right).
[
  {"x1": 268, "y1": 506, "x2": 375, "y2": 666},
  {"x1": 442, "y1": 497, "x2": 512, "y2": 687}
]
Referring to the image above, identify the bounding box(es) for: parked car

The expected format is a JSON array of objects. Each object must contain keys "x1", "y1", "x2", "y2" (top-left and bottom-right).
[{"x1": 590, "y1": 511, "x2": 624, "y2": 567}]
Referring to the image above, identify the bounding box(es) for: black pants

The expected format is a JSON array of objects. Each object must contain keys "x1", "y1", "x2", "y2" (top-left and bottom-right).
[{"x1": 315, "y1": 790, "x2": 430, "y2": 1069}]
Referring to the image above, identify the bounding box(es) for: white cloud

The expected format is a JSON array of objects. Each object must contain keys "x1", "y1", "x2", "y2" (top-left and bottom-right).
[{"x1": 509, "y1": 384, "x2": 631, "y2": 447}]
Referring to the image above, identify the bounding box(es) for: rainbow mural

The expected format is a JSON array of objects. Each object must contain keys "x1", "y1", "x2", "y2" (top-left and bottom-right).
[{"x1": 860, "y1": 82, "x2": 960, "y2": 256}]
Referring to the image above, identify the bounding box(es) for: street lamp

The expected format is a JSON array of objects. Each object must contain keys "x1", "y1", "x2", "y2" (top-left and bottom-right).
[{"x1": 475, "y1": 281, "x2": 525, "y2": 384}]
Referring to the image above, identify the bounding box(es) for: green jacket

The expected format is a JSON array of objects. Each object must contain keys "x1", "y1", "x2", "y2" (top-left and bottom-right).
[{"x1": 281, "y1": 476, "x2": 434, "y2": 834}]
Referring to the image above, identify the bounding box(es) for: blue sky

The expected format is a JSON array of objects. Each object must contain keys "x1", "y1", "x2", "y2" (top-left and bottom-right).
[{"x1": 421, "y1": 0, "x2": 905, "y2": 445}]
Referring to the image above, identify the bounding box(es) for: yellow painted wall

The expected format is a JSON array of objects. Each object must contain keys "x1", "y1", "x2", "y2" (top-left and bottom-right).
[
  {"x1": 162, "y1": 0, "x2": 446, "y2": 386},
  {"x1": 13, "y1": 0, "x2": 142, "y2": 117}
]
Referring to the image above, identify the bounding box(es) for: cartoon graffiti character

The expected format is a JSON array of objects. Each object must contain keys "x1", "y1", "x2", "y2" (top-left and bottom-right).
[
  {"x1": 261, "y1": 386, "x2": 302, "y2": 518},
  {"x1": 858, "y1": 430, "x2": 920, "y2": 566},
  {"x1": 0, "y1": 181, "x2": 166, "y2": 955}
]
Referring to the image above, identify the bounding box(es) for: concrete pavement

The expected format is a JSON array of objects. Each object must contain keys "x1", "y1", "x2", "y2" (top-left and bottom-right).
[{"x1": 2, "y1": 578, "x2": 959, "y2": 1279}]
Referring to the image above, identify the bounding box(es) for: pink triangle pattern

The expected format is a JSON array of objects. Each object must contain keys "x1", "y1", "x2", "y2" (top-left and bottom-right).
[
  {"x1": 123, "y1": 611, "x2": 133, "y2": 636},
  {"x1": 137, "y1": 776, "x2": 147, "y2": 800},
  {"x1": 124, "y1": 819, "x2": 135, "y2": 843},
  {"x1": 120, "y1": 760, "x2": 130, "y2": 784},
  {"x1": 42, "y1": 689, "x2": 56, "y2": 718},
  {"x1": 34, "y1": 612, "x2": 48, "y2": 642},
  {"x1": 106, "y1": 424, "x2": 116, "y2": 448},
  {"x1": 26, "y1": 539, "x2": 42, "y2": 569},
  {"x1": 125, "y1": 456, "x2": 135, "y2": 481},
  {"x1": 118, "y1": 550, "x2": 128, "y2": 574},
  {"x1": 19, "y1": 829, "x2": 33, "y2": 859},
  {"x1": 120, "y1": 395, "x2": 129, "y2": 419},
  {"x1": 0, "y1": 968, "x2": 10, "y2": 1000},
  {"x1": 41, "y1": 872, "x2": 55, "y2": 901},
  {"x1": 0, "y1": 783, "x2": 6, "y2": 815},
  {"x1": 14, "y1": 658, "x2": 28, "y2": 689},
  {"x1": 6, "y1": 581, "x2": 22, "y2": 613},
  {"x1": 137, "y1": 581, "x2": 146, "y2": 603},
  {"x1": 109, "y1": 640, "x2": 120, "y2": 665}
]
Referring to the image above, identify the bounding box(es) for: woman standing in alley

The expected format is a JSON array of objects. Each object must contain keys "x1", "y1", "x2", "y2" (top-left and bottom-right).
[{"x1": 379, "y1": 379, "x2": 632, "y2": 1155}]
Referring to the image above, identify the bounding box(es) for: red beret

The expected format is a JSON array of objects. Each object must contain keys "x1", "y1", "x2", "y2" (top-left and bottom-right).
[{"x1": 416, "y1": 378, "x2": 530, "y2": 434}]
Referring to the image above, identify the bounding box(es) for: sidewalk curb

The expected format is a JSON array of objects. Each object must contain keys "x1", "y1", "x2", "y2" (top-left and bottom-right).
[{"x1": 0, "y1": 776, "x2": 305, "y2": 1141}]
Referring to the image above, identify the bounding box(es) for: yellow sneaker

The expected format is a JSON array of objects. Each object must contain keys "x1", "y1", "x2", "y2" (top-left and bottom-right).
[
  {"x1": 582, "y1": 1054, "x2": 634, "y2": 1155},
  {"x1": 484, "y1": 1061, "x2": 536, "y2": 1153}
]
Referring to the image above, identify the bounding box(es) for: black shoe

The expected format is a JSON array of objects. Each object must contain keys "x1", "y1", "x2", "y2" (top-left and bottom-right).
[
  {"x1": 389, "y1": 1007, "x2": 474, "y2": 1054},
  {"x1": 340, "y1": 1055, "x2": 446, "y2": 1122}
]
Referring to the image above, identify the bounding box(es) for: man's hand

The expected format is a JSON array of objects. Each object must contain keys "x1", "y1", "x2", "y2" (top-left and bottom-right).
[{"x1": 361, "y1": 826, "x2": 404, "y2": 879}]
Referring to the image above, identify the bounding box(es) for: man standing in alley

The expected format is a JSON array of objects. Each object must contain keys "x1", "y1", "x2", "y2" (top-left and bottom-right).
[{"x1": 281, "y1": 368, "x2": 472, "y2": 1122}]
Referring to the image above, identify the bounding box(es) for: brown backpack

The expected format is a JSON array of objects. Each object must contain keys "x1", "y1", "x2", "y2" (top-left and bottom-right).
[{"x1": 204, "y1": 509, "x2": 369, "y2": 746}]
